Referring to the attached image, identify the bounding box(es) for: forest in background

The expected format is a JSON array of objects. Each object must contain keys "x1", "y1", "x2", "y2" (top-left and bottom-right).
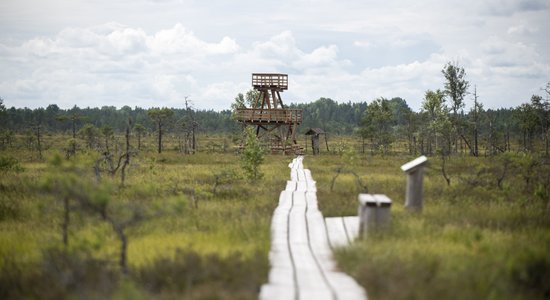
[
  {"x1": 0, "y1": 91, "x2": 548, "y2": 155},
  {"x1": 1, "y1": 62, "x2": 549, "y2": 158},
  {"x1": 0, "y1": 97, "x2": 367, "y2": 135}
]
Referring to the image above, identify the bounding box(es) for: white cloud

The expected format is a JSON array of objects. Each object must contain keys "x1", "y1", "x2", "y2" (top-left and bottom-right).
[
  {"x1": 0, "y1": 23, "x2": 246, "y2": 109},
  {"x1": 1, "y1": 0, "x2": 549, "y2": 111},
  {"x1": 253, "y1": 31, "x2": 298, "y2": 59},
  {"x1": 507, "y1": 24, "x2": 538, "y2": 35},
  {"x1": 481, "y1": 36, "x2": 541, "y2": 72},
  {"x1": 292, "y1": 45, "x2": 344, "y2": 70},
  {"x1": 147, "y1": 23, "x2": 239, "y2": 55},
  {"x1": 479, "y1": 0, "x2": 549, "y2": 16},
  {"x1": 353, "y1": 40, "x2": 372, "y2": 48}
]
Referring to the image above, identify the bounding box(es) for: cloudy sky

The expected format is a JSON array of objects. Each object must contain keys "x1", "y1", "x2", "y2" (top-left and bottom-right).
[{"x1": 1, "y1": 0, "x2": 549, "y2": 111}]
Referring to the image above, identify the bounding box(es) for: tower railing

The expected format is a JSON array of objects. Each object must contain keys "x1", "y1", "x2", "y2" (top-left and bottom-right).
[
  {"x1": 252, "y1": 73, "x2": 288, "y2": 90},
  {"x1": 235, "y1": 108, "x2": 302, "y2": 124}
]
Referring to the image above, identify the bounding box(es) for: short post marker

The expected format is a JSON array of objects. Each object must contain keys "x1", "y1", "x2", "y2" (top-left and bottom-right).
[
  {"x1": 400, "y1": 155, "x2": 428, "y2": 212},
  {"x1": 358, "y1": 194, "x2": 392, "y2": 237}
]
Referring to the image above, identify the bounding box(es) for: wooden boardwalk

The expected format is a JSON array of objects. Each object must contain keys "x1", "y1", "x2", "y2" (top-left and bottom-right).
[
  {"x1": 325, "y1": 216, "x2": 360, "y2": 249},
  {"x1": 260, "y1": 156, "x2": 366, "y2": 300}
]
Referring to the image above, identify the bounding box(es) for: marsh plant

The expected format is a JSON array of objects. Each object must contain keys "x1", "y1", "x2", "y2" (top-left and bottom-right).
[
  {"x1": 308, "y1": 152, "x2": 550, "y2": 300},
  {"x1": 0, "y1": 136, "x2": 286, "y2": 299},
  {"x1": 240, "y1": 127, "x2": 265, "y2": 181},
  {"x1": 330, "y1": 142, "x2": 368, "y2": 192},
  {"x1": 1, "y1": 125, "x2": 549, "y2": 299}
]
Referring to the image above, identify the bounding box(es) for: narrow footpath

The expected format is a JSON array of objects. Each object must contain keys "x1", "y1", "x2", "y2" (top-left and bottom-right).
[{"x1": 260, "y1": 156, "x2": 367, "y2": 300}]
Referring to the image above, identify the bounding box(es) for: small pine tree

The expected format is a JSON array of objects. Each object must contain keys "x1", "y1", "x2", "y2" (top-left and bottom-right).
[{"x1": 241, "y1": 127, "x2": 265, "y2": 181}]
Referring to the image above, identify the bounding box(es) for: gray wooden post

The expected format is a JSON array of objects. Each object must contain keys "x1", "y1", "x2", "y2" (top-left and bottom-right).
[
  {"x1": 400, "y1": 155, "x2": 428, "y2": 212},
  {"x1": 358, "y1": 194, "x2": 392, "y2": 237}
]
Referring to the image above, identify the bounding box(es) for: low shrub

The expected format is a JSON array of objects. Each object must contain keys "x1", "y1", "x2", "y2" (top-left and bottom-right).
[
  {"x1": 0, "y1": 248, "x2": 119, "y2": 300},
  {"x1": 135, "y1": 249, "x2": 268, "y2": 299}
]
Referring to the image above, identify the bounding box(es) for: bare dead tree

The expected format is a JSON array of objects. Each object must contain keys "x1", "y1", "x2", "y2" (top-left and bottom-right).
[
  {"x1": 147, "y1": 108, "x2": 174, "y2": 154},
  {"x1": 96, "y1": 153, "x2": 127, "y2": 176},
  {"x1": 44, "y1": 156, "x2": 174, "y2": 276},
  {"x1": 441, "y1": 153, "x2": 451, "y2": 186},
  {"x1": 120, "y1": 124, "x2": 131, "y2": 187},
  {"x1": 63, "y1": 186, "x2": 162, "y2": 275},
  {"x1": 330, "y1": 166, "x2": 368, "y2": 192},
  {"x1": 94, "y1": 119, "x2": 134, "y2": 187},
  {"x1": 472, "y1": 86, "x2": 480, "y2": 157},
  {"x1": 330, "y1": 166, "x2": 343, "y2": 191},
  {"x1": 351, "y1": 170, "x2": 369, "y2": 193},
  {"x1": 181, "y1": 97, "x2": 199, "y2": 154},
  {"x1": 103, "y1": 211, "x2": 154, "y2": 275},
  {"x1": 460, "y1": 134, "x2": 474, "y2": 156},
  {"x1": 497, "y1": 158, "x2": 511, "y2": 190},
  {"x1": 134, "y1": 124, "x2": 146, "y2": 151}
]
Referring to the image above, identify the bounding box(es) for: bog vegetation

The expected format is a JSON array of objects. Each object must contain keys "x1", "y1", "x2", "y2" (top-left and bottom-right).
[
  {"x1": 0, "y1": 137, "x2": 282, "y2": 299},
  {"x1": 0, "y1": 63, "x2": 549, "y2": 299}
]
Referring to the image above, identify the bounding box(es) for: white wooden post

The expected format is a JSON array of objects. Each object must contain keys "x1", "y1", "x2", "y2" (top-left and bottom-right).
[
  {"x1": 358, "y1": 194, "x2": 392, "y2": 237},
  {"x1": 400, "y1": 155, "x2": 428, "y2": 212}
]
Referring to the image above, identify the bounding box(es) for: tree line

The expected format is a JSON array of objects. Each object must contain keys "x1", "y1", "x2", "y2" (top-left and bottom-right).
[
  {"x1": 1, "y1": 61, "x2": 549, "y2": 156},
  {"x1": 0, "y1": 103, "x2": 236, "y2": 136},
  {"x1": 360, "y1": 62, "x2": 550, "y2": 157}
]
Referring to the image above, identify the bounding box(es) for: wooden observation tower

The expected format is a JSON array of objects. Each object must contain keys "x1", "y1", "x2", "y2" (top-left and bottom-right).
[{"x1": 235, "y1": 73, "x2": 303, "y2": 154}]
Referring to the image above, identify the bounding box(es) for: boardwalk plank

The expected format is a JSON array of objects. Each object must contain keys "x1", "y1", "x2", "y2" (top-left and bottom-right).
[
  {"x1": 261, "y1": 156, "x2": 366, "y2": 300},
  {"x1": 343, "y1": 216, "x2": 360, "y2": 242},
  {"x1": 297, "y1": 169, "x2": 306, "y2": 181},
  {"x1": 260, "y1": 284, "x2": 295, "y2": 300},
  {"x1": 285, "y1": 180, "x2": 297, "y2": 192},
  {"x1": 290, "y1": 169, "x2": 298, "y2": 181},
  {"x1": 325, "y1": 217, "x2": 350, "y2": 248}
]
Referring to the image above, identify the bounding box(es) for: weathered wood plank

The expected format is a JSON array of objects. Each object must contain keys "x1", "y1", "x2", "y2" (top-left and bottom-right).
[
  {"x1": 296, "y1": 181, "x2": 308, "y2": 192},
  {"x1": 343, "y1": 216, "x2": 360, "y2": 242},
  {"x1": 297, "y1": 169, "x2": 306, "y2": 181},
  {"x1": 325, "y1": 217, "x2": 350, "y2": 248},
  {"x1": 261, "y1": 156, "x2": 366, "y2": 300},
  {"x1": 285, "y1": 180, "x2": 297, "y2": 192},
  {"x1": 260, "y1": 284, "x2": 295, "y2": 300},
  {"x1": 277, "y1": 190, "x2": 293, "y2": 208},
  {"x1": 322, "y1": 273, "x2": 366, "y2": 300},
  {"x1": 304, "y1": 169, "x2": 314, "y2": 182},
  {"x1": 292, "y1": 245, "x2": 330, "y2": 290},
  {"x1": 290, "y1": 169, "x2": 298, "y2": 181},
  {"x1": 305, "y1": 191, "x2": 319, "y2": 211},
  {"x1": 288, "y1": 193, "x2": 307, "y2": 243},
  {"x1": 300, "y1": 288, "x2": 335, "y2": 300}
]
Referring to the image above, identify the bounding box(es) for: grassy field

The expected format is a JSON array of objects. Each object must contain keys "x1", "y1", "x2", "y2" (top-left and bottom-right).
[
  {"x1": 1, "y1": 133, "x2": 550, "y2": 299},
  {"x1": 307, "y1": 152, "x2": 550, "y2": 300},
  {"x1": 0, "y1": 133, "x2": 290, "y2": 299}
]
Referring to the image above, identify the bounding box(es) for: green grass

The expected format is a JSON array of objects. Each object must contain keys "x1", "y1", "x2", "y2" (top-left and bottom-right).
[
  {"x1": 307, "y1": 152, "x2": 550, "y2": 300},
  {"x1": 0, "y1": 141, "x2": 287, "y2": 299},
  {"x1": 2, "y1": 133, "x2": 550, "y2": 299}
]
